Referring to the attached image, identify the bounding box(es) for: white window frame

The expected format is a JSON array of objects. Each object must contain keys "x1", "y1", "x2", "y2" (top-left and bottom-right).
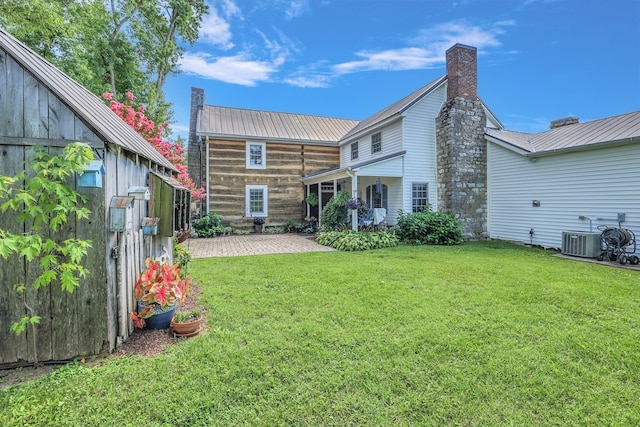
[
  {"x1": 351, "y1": 141, "x2": 359, "y2": 160},
  {"x1": 246, "y1": 141, "x2": 266, "y2": 169},
  {"x1": 412, "y1": 182, "x2": 429, "y2": 213},
  {"x1": 246, "y1": 185, "x2": 268, "y2": 217},
  {"x1": 371, "y1": 132, "x2": 382, "y2": 154}
]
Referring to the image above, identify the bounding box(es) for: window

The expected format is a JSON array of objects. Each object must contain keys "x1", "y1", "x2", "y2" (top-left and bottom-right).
[
  {"x1": 371, "y1": 132, "x2": 382, "y2": 154},
  {"x1": 351, "y1": 141, "x2": 359, "y2": 160},
  {"x1": 412, "y1": 183, "x2": 429, "y2": 213},
  {"x1": 246, "y1": 185, "x2": 268, "y2": 217},
  {"x1": 246, "y1": 141, "x2": 266, "y2": 169}
]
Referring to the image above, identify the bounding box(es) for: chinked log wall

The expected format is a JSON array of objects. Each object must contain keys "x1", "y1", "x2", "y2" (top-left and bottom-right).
[{"x1": 208, "y1": 139, "x2": 339, "y2": 228}]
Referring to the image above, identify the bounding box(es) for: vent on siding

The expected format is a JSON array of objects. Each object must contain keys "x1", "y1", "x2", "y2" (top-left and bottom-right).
[{"x1": 561, "y1": 231, "x2": 601, "y2": 258}]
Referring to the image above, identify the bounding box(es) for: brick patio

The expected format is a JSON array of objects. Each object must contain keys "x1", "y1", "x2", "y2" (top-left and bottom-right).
[{"x1": 182, "y1": 233, "x2": 335, "y2": 258}]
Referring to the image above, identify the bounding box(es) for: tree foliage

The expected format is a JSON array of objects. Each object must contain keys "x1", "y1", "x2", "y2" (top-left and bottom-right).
[
  {"x1": 105, "y1": 91, "x2": 205, "y2": 199},
  {"x1": 0, "y1": 143, "x2": 93, "y2": 367},
  {"x1": 0, "y1": 0, "x2": 208, "y2": 127}
]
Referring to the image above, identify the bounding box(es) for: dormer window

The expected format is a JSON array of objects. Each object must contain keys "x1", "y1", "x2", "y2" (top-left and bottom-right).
[
  {"x1": 351, "y1": 141, "x2": 359, "y2": 160},
  {"x1": 371, "y1": 132, "x2": 382, "y2": 154}
]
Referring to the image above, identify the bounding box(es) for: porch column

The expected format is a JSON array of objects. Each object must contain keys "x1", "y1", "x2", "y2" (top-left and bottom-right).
[
  {"x1": 351, "y1": 173, "x2": 358, "y2": 231},
  {"x1": 306, "y1": 184, "x2": 310, "y2": 219},
  {"x1": 318, "y1": 184, "x2": 323, "y2": 227},
  {"x1": 333, "y1": 179, "x2": 337, "y2": 198}
]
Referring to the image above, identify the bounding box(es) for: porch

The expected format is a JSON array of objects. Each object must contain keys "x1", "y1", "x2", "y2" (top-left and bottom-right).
[{"x1": 302, "y1": 152, "x2": 405, "y2": 230}]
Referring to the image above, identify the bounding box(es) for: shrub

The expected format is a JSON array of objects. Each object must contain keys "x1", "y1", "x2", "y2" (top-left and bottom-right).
[
  {"x1": 172, "y1": 236, "x2": 191, "y2": 277},
  {"x1": 193, "y1": 212, "x2": 225, "y2": 237},
  {"x1": 394, "y1": 208, "x2": 464, "y2": 245},
  {"x1": 282, "y1": 219, "x2": 302, "y2": 233},
  {"x1": 265, "y1": 226, "x2": 285, "y2": 234},
  {"x1": 317, "y1": 230, "x2": 399, "y2": 251},
  {"x1": 320, "y1": 190, "x2": 351, "y2": 231}
]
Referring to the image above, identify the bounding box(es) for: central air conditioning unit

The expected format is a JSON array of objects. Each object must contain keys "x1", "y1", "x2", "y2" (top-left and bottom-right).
[{"x1": 561, "y1": 231, "x2": 601, "y2": 258}]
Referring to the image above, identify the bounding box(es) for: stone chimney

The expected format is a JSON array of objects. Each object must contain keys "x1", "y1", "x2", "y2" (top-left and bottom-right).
[
  {"x1": 435, "y1": 44, "x2": 488, "y2": 240},
  {"x1": 550, "y1": 116, "x2": 579, "y2": 129},
  {"x1": 188, "y1": 87, "x2": 205, "y2": 215}
]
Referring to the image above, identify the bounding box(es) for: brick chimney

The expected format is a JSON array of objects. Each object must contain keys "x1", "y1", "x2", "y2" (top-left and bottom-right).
[
  {"x1": 435, "y1": 44, "x2": 488, "y2": 240},
  {"x1": 446, "y1": 43, "x2": 478, "y2": 101},
  {"x1": 550, "y1": 116, "x2": 579, "y2": 129}
]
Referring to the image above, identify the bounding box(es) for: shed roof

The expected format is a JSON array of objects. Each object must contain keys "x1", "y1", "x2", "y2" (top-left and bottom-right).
[
  {"x1": 0, "y1": 29, "x2": 176, "y2": 172},
  {"x1": 197, "y1": 105, "x2": 359, "y2": 144},
  {"x1": 486, "y1": 111, "x2": 640, "y2": 155}
]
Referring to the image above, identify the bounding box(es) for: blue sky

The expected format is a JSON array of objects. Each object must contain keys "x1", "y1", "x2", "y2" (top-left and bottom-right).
[{"x1": 164, "y1": 0, "x2": 640, "y2": 139}]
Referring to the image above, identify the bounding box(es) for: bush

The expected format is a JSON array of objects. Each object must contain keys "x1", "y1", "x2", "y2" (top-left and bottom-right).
[
  {"x1": 320, "y1": 190, "x2": 351, "y2": 231},
  {"x1": 193, "y1": 212, "x2": 225, "y2": 237},
  {"x1": 172, "y1": 237, "x2": 191, "y2": 277},
  {"x1": 394, "y1": 208, "x2": 464, "y2": 245},
  {"x1": 282, "y1": 219, "x2": 302, "y2": 233},
  {"x1": 317, "y1": 230, "x2": 399, "y2": 251}
]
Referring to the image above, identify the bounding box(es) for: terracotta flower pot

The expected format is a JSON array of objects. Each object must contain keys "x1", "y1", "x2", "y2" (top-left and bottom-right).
[{"x1": 171, "y1": 316, "x2": 202, "y2": 337}]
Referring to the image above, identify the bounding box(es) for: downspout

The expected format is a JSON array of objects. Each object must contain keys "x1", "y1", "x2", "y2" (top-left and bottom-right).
[{"x1": 346, "y1": 168, "x2": 358, "y2": 231}]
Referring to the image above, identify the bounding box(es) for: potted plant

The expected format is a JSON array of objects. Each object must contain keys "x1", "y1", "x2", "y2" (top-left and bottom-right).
[
  {"x1": 130, "y1": 258, "x2": 190, "y2": 329},
  {"x1": 306, "y1": 192, "x2": 319, "y2": 207},
  {"x1": 253, "y1": 216, "x2": 266, "y2": 232},
  {"x1": 171, "y1": 309, "x2": 203, "y2": 337}
]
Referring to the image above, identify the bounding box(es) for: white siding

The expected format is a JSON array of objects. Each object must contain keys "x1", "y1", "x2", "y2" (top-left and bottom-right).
[
  {"x1": 340, "y1": 121, "x2": 402, "y2": 167},
  {"x1": 488, "y1": 142, "x2": 640, "y2": 254},
  {"x1": 400, "y1": 85, "x2": 446, "y2": 213}
]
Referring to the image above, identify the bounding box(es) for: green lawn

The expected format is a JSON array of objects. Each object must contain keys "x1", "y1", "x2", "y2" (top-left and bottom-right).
[{"x1": 1, "y1": 241, "x2": 639, "y2": 426}]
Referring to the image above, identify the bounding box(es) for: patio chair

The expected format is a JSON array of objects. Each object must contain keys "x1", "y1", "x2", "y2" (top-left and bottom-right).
[
  {"x1": 358, "y1": 209, "x2": 374, "y2": 227},
  {"x1": 372, "y1": 208, "x2": 387, "y2": 228}
]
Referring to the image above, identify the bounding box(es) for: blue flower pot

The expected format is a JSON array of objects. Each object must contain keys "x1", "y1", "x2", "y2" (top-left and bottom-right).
[{"x1": 141, "y1": 302, "x2": 178, "y2": 330}]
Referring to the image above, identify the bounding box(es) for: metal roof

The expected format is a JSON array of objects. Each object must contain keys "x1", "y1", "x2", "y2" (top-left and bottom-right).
[
  {"x1": 0, "y1": 29, "x2": 177, "y2": 172},
  {"x1": 486, "y1": 111, "x2": 640, "y2": 154},
  {"x1": 197, "y1": 105, "x2": 359, "y2": 144},
  {"x1": 340, "y1": 76, "x2": 447, "y2": 141}
]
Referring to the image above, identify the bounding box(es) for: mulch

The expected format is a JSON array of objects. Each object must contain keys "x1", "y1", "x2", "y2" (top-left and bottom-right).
[{"x1": 0, "y1": 283, "x2": 205, "y2": 389}]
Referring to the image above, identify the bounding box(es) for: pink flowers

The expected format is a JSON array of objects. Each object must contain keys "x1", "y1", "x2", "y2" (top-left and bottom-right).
[
  {"x1": 130, "y1": 258, "x2": 190, "y2": 328},
  {"x1": 103, "y1": 92, "x2": 205, "y2": 200}
]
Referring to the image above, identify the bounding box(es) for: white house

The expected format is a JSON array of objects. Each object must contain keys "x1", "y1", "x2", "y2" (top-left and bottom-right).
[
  {"x1": 486, "y1": 112, "x2": 640, "y2": 252},
  {"x1": 189, "y1": 43, "x2": 640, "y2": 255}
]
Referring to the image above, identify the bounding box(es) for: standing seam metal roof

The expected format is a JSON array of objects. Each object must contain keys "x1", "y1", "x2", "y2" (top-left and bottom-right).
[
  {"x1": 197, "y1": 105, "x2": 359, "y2": 144},
  {"x1": 486, "y1": 111, "x2": 640, "y2": 154},
  {"x1": 0, "y1": 29, "x2": 177, "y2": 172},
  {"x1": 339, "y1": 76, "x2": 447, "y2": 141}
]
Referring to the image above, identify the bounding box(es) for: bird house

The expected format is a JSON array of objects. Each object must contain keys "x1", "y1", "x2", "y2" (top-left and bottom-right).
[
  {"x1": 77, "y1": 160, "x2": 105, "y2": 188},
  {"x1": 128, "y1": 186, "x2": 151, "y2": 200},
  {"x1": 109, "y1": 196, "x2": 134, "y2": 232}
]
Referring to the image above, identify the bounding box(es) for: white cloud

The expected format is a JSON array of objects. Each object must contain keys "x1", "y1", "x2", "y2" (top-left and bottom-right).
[
  {"x1": 318, "y1": 19, "x2": 514, "y2": 80},
  {"x1": 284, "y1": 0, "x2": 311, "y2": 20},
  {"x1": 333, "y1": 47, "x2": 442, "y2": 75},
  {"x1": 283, "y1": 74, "x2": 332, "y2": 88},
  {"x1": 199, "y1": 1, "x2": 243, "y2": 49},
  {"x1": 179, "y1": 52, "x2": 277, "y2": 86},
  {"x1": 219, "y1": 0, "x2": 242, "y2": 18}
]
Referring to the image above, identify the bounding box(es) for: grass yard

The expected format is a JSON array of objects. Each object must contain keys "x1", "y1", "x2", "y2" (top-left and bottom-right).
[{"x1": 1, "y1": 241, "x2": 639, "y2": 426}]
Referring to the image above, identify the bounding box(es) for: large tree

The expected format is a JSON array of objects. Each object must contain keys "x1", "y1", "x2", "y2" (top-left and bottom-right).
[{"x1": 0, "y1": 0, "x2": 208, "y2": 127}]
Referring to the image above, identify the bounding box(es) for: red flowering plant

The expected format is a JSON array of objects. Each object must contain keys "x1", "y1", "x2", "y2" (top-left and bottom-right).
[
  {"x1": 103, "y1": 92, "x2": 206, "y2": 200},
  {"x1": 130, "y1": 258, "x2": 190, "y2": 328}
]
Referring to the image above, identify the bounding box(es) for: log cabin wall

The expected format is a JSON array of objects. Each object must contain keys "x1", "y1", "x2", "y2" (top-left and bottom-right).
[{"x1": 207, "y1": 138, "x2": 339, "y2": 228}]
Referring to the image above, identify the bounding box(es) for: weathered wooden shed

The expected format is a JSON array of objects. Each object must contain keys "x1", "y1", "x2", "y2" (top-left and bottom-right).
[{"x1": 0, "y1": 29, "x2": 190, "y2": 365}]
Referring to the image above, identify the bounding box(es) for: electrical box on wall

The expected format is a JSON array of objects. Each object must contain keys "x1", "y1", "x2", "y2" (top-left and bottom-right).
[{"x1": 109, "y1": 196, "x2": 134, "y2": 232}]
